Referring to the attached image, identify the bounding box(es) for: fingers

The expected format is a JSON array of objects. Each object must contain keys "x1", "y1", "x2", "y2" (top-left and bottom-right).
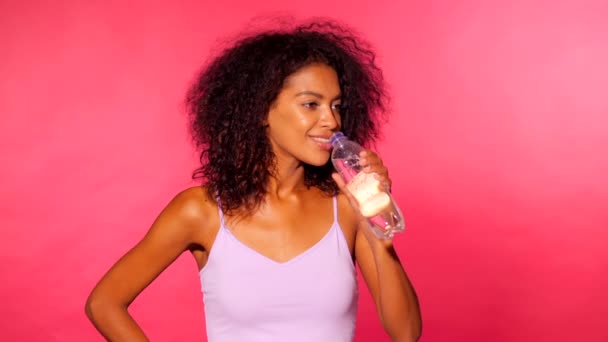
[
  {"x1": 332, "y1": 172, "x2": 346, "y2": 189},
  {"x1": 359, "y1": 150, "x2": 384, "y2": 172},
  {"x1": 358, "y1": 150, "x2": 388, "y2": 176},
  {"x1": 359, "y1": 150, "x2": 391, "y2": 192}
]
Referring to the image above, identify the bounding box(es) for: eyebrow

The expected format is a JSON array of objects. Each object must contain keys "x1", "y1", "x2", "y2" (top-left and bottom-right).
[{"x1": 295, "y1": 91, "x2": 341, "y2": 100}]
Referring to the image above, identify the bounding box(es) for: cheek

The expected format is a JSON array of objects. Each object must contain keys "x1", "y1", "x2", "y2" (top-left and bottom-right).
[
  {"x1": 289, "y1": 108, "x2": 317, "y2": 128},
  {"x1": 295, "y1": 114, "x2": 314, "y2": 127},
  {"x1": 267, "y1": 107, "x2": 292, "y2": 129}
]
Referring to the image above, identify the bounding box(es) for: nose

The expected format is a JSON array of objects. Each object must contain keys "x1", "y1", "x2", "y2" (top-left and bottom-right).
[{"x1": 320, "y1": 105, "x2": 339, "y2": 130}]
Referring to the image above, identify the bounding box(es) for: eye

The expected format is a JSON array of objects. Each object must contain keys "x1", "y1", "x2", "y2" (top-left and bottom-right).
[
  {"x1": 303, "y1": 102, "x2": 319, "y2": 109},
  {"x1": 331, "y1": 103, "x2": 342, "y2": 111}
]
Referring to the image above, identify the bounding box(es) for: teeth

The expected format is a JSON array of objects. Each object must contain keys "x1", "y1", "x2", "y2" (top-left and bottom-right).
[{"x1": 312, "y1": 137, "x2": 330, "y2": 143}]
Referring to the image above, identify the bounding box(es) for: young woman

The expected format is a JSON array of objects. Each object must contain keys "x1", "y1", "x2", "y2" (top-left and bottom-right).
[{"x1": 86, "y1": 20, "x2": 421, "y2": 342}]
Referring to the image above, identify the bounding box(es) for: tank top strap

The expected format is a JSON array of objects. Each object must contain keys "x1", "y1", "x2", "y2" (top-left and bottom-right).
[
  {"x1": 216, "y1": 197, "x2": 226, "y2": 229},
  {"x1": 332, "y1": 195, "x2": 338, "y2": 225}
]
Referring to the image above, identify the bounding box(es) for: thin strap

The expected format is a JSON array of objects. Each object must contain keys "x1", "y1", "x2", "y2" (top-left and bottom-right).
[
  {"x1": 332, "y1": 195, "x2": 338, "y2": 224},
  {"x1": 216, "y1": 197, "x2": 226, "y2": 228},
  {"x1": 332, "y1": 195, "x2": 354, "y2": 270}
]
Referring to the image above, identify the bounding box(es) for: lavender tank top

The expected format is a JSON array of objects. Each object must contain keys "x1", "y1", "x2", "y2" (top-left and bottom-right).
[{"x1": 199, "y1": 196, "x2": 358, "y2": 342}]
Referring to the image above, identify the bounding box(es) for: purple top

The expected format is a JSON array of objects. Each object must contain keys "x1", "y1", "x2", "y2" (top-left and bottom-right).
[{"x1": 199, "y1": 196, "x2": 358, "y2": 342}]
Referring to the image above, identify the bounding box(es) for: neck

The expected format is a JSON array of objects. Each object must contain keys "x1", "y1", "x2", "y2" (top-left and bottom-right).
[{"x1": 267, "y1": 154, "x2": 307, "y2": 199}]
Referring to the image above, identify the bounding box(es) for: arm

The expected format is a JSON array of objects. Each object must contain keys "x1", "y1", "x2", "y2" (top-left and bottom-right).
[
  {"x1": 355, "y1": 225, "x2": 422, "y2": 341},
  {"x1": 332, "y1": 150, "x2": 422, "y2": 341},
  {"x1": 85, "y1": 187, "x2": 212, "y2": 341}
]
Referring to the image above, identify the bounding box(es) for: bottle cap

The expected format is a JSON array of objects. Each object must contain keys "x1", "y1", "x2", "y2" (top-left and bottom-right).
[{"x1": 330, "y1": 132, "x2": 346, "y2": 144}]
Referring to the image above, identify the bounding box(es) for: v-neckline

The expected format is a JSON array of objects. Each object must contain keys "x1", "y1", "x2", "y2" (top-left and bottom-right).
[{"x1": 223, "y1": 222, "x2": 337, "y2": 266}]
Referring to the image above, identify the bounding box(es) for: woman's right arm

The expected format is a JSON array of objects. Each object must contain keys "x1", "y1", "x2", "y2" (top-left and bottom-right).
[{"x1": 85, "y1": 187, "x2": 212, "y2": 341}]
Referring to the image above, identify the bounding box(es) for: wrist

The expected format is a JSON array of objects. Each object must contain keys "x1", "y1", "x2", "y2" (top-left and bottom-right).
[{"x1": 360, "y1": 222, "x2": 394, "y2": 251}]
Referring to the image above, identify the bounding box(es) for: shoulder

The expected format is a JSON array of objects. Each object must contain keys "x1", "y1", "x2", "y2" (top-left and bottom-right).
[
  {"x1": 335, "y1": 192, "x2": 361, "y2": 251},
  {"x1": 335, "y1": 192, "x2": 360, "y2": 226},
  {"x1": 168, "y1": 186, "x2": 216, "y2": 220},
  {"x1": 152, "y1": 186, "x2": 219, "y2": 245}
]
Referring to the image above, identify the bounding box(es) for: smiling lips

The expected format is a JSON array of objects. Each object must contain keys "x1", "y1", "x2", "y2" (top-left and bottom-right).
[{"x1": 310, "y1": 136, "x2": 332, "y2": 150}]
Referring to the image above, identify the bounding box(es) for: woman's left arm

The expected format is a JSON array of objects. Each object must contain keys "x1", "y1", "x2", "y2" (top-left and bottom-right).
[{"x1": 332, "y1": 150, "x2": 422, "y2": 341}]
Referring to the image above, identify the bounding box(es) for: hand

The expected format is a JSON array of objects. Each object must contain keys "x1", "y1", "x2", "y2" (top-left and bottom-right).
[
  {"x1": 331, "y1": 149, "x2": 394, "y2": 243},
  {"x1": 332, "y1": 149, "x2": 393, "y2": 208},
  {"x1": 358, "y1": 150, "x2": 392, "y2": 192}
]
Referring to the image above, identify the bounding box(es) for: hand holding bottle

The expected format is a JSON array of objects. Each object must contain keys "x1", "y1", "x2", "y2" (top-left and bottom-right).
[
  {"x1": 358, "y1": 150, "x2": 392, "y2": 192},
  {"x1": 330, "y1": 132, "x2": 405, "y2": 240}
]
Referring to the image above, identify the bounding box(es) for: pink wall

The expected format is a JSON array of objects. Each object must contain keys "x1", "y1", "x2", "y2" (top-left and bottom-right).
[{"x1": 1, "y1": 1, "x2": 607, "y2": 341}]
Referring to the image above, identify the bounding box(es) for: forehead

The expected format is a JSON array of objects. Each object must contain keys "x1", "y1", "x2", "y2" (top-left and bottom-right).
[{"x1": 282, "y1": 63, "x2": 341, "y2": 95}]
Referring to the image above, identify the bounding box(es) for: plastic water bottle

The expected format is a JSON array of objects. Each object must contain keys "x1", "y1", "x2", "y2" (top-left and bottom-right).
[{"x1": 330, "y1": 132, "x2": 405, "y2": 239}]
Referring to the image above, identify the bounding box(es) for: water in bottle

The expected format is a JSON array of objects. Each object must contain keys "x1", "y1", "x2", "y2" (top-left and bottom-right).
[{"x1": 330, "y1": 132, "x2": 405, "y2": 239}]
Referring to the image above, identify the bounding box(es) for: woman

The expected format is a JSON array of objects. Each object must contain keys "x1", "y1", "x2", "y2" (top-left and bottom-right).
[{"x1": 85, "y1": 20, "x2": 421, "y2": 341}]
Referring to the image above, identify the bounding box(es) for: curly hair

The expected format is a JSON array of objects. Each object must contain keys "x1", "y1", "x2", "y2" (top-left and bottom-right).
[{"x1": 186, "y1": 19, "x2": 388, "y2": 215}]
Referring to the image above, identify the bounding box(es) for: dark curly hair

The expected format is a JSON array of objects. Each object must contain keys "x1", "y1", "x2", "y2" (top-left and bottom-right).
[{"x1": 186, "y1": 19, "x2": 388, "y2": 215}]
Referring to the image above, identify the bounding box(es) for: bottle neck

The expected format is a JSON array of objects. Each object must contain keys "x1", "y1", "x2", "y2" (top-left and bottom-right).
[{"x1": 331, "y1": 136, "x2": 348, "y2": 149}]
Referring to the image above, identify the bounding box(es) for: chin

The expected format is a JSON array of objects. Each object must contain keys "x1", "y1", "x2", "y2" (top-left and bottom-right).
[
  {"x1": 303, "y1": 155, "x2": 331, "y2": 167},
  {"x1": 307, "y1": 161, "x2": 329, "y2": 167}
]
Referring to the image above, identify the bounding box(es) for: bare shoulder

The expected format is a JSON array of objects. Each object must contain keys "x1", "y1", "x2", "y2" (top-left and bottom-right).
[
  {"x1": 168, "y1": 186, "x2": 216, "y2": 220},
  {"x1": 151, "y1": 186, "x2": 219, "y2": 248},
  {"x1": 335, "y1": 192, "x2": 360, "y2": 252}
]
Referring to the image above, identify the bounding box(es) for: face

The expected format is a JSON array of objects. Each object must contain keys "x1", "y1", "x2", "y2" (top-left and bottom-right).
[{"x1": 266, "y1": 63, "x2": 342, "y2": 167}]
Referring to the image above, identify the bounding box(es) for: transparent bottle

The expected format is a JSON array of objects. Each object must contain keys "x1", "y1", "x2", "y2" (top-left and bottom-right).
[{"x1": 330, "y1": 132, "x2": 405, "y2": 239}]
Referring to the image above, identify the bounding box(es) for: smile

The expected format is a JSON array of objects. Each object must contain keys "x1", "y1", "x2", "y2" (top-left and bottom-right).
[
  {"x1": 311, "y1": 137, "x2": 331, "y2": 144},
  {"x1": 310, "y1": 136, "x2": 332, "y2": 151}
]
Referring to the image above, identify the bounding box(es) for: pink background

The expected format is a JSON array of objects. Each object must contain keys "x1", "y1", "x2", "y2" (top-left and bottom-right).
[{"x1": 1, "y1": 1, "x2": 607, "y2": 341}]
